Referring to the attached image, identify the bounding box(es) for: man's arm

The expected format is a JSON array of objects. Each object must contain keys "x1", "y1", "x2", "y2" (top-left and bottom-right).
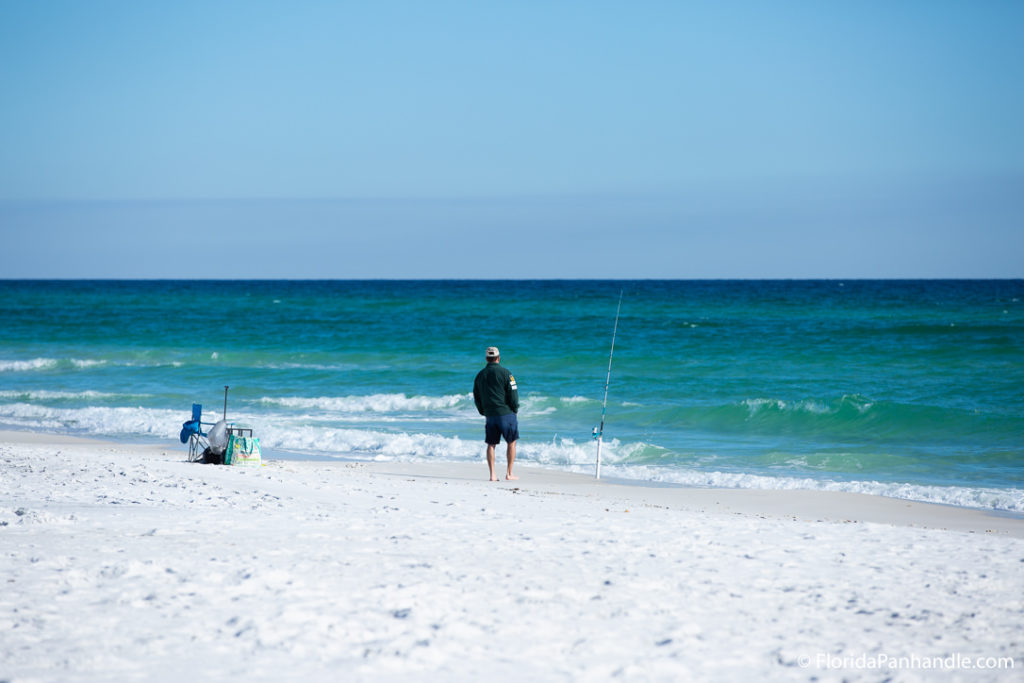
[
  {"x1": 473, "y1": 373, "x2": 485, "y2": 415},
  {"x1": 507, "y1": 371, "x2": 519, "y2": 414}
]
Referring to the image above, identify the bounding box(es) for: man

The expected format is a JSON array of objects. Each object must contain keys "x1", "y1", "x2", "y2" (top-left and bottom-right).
[{"x1": 473, "y1": 346, "x2": 519, "y2": 481}]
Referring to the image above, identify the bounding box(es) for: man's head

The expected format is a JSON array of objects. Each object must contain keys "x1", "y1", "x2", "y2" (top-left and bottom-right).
[{"x1": 485, "y1": 346, "x2": 500, "y2": 363}]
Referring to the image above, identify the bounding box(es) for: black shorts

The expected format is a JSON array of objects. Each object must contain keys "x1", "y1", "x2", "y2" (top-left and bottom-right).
[{"x1": 484, "y1": 413, "x2": 519, "y2": 445}]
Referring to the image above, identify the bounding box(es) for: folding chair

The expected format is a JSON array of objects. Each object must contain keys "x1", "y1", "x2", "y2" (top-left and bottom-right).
[{"x1": 179, "y1": 403, "x2": 216, "y2": 462}]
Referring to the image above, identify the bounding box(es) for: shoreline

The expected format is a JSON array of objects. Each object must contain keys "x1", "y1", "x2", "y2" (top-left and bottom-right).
[
  {"x1": 4, "y1": 428, "x2": 1022, "y2": 538},
  {"x1": 367, "y1": 461, "x2": 1024, "y2": 538}
]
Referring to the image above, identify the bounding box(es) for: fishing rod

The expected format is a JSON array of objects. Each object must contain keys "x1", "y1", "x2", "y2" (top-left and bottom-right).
[{"x1": 593, "y1": 290, "x2": 623, "y2": 479}]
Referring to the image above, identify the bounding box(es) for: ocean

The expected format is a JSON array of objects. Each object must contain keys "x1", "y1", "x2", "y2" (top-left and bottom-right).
[{"x1": 1, "y1": 279, "x2": 1022, "y2": 511}]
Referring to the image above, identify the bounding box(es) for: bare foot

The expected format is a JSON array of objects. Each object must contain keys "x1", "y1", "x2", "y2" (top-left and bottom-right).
[
  {"x1": 490, "y1": 475, "x2": 499, "y2": 481},
  {"x1": 505, "y1": 474, "x2": 519, "y2": 481}
]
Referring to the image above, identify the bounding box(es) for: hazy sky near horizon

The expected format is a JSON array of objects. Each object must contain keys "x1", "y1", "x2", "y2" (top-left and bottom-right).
[{"x1": 1, "y1": 1, "x2": 1021, "y2": 278}]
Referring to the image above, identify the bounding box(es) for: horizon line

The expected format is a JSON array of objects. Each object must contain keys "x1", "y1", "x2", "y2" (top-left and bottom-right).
[{"x1": 3, "y1": 277, "x2": 1022, "y2": 283}]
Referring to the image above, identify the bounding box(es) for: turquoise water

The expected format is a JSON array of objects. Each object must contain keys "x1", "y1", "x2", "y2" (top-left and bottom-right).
[{"x1": 1, "y1": 280, "x2": 1022, "y2": 510}]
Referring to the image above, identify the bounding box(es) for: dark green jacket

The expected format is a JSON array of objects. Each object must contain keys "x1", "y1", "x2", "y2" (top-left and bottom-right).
[{"x1": 473, "y1": 361, "x2": 519, "y2": 416}]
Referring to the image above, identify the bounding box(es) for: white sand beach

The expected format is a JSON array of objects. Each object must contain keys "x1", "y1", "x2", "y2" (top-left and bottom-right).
[{"x1": 2, "y1": 430, "x2": 1021, "y2": 681}]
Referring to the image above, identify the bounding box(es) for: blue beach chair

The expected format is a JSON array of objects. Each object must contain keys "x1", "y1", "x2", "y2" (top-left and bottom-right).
[{"x1": 179, "y1": 403, "x2": 216, "y2": 462}]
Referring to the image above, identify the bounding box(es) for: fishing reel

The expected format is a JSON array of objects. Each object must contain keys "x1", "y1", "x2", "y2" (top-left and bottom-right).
[{"x1": 591, "y1": 426, "x2": 602, "y2": 440}]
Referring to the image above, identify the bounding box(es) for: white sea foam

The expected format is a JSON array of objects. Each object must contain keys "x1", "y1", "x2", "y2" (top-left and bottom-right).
[
  {"x1": 262, "y1": 362, "x2": 367, "y2": 371},
  {"x1": 262, "y1": 393, "x2": 613, "y2": 419},
  {"x1": 70, "y1": 359, "x2": 107, "y2": 369},
  {"x1": 0, "y1": 390, "x2": 123, "y2": 401},
  {"x1": 0, "y1": 358, "x2": 108, "y2": 372},
  {"x1": 0, "y1": 403, "x2": 181, "y2": 439},
  {"x1": 256, "y1": 424, "x2": 481, "y2": 461},
  {"x1": 258, "y1": 393, "x2": 473, "y2": 413},
  {"x1": 0, "y1": 358, "x2": 58, "y2": 372},
  {"x1": 743, "y1": 397, "x2": 830, "y2": 415},
  {"x1": 591, "y1": 463, "x2": 1024, "y2": 513},
  {"x1": 526, "y1": 406, "x2": 556, "y2": 416},
  {"x1": 518, "y1": 395, "x2": 594, "y2": 416},
  {"x1": 122, "y1": 360, "x2": 184, "y2": 368},
  {"x1": 742, "y1": 395, "x2": 875, "y2": 416}
]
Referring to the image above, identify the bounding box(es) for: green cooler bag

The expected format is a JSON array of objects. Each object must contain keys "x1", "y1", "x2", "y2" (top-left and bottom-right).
[{"x1": 226, "y1": 434, "x2": 262, "y2": 467}]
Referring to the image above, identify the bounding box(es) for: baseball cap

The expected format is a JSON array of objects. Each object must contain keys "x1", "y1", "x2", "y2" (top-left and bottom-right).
[{"x1": 485, "y1": 346, "x2": 500, "y2": 359}]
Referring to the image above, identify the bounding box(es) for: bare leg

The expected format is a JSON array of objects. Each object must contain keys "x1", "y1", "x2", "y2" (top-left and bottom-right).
[
  {"x1": 505, "y1": 440, "x2": 518, "y2": 480},
  {"x1": 486, "y1": 444, "x2": 498, "y2": 481}
]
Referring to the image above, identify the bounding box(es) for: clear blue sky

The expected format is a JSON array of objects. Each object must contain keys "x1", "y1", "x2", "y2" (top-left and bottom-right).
[{"x1": 1, "y1": 1, "x2": 1021, "y2": 278}]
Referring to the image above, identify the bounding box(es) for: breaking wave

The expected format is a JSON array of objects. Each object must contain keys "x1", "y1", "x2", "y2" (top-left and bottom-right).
[
  {"x1": 0, "y1": 358, "x2": 108, "y2": 372},
  {"x1": 0, "y1": 390, "x2": 124, "y2": 401},
  {"x1": 593, "y1": 463, "x2": 1024, "y2": 514},
  {"x1": 259, "y1": 393, "x2": 473, "y2": 414},
  {"x1": 0, "y1": 358, "x2": 59, "y2": 372}
]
